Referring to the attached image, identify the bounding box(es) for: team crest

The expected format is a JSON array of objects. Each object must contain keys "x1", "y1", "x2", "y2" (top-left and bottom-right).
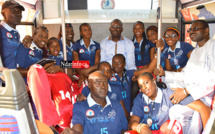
[
  {"x1": 79, "y1": 49, "x2": 85, "y2": 53},
  {"x1": 144, "y1": 106, "x2": 150, "y2": 113},
  {"x1": 86, "y1": 109, "x2": 95, "y2": 118},
  {"x1": 101, "y1": 0, "x2": 115, "y2": 9},
  {"x1": 29, "y1": 50, "x2": 35, "y2": 57},
  {"x1": 110, "y1": 76, "x2": 117, "y2": 81},
  {"x1": 6, "y1": 32, "x2": 13, "y2": 39},
  {"x1": 168, "y1": 54, "x2": 171, "y2": 59}
]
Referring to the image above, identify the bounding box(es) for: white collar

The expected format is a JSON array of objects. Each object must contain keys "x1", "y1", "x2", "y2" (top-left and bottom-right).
[
  {"x1": 80, "y1": 39, "x2": 95, "y2": 46},
  {"x1": 0, "y1": 21, "x2": 18, "y2": 32},
  {"x1": 87, "y1": 93, "x2": 112, "y2": 108},
  {"x1": 108, "y1": 83, "x2": 111, "y2": 92},
  {"x1": 30, "y1": 42, "x2": 42, "y2": 51},
  {"x1": 168, "y1": 41, "x2": 180, "y2": 52},
  {"x1": 142, "y1": 87, "x2": 163, "y2": 104},
  {"x1": 134, "y1": 38, "x2": 143, "y2": 46}
]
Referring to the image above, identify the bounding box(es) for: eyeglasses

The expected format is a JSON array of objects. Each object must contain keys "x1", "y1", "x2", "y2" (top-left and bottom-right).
[
  {"x1": 164, "y1": 34, "x2": 178, "y2": 38},
  {"x1": 110, "y1": 26, "x2": 122, "y2": 29},
  {"x1": 187, "y1": 27, "x2": 205, "y2": 33}
]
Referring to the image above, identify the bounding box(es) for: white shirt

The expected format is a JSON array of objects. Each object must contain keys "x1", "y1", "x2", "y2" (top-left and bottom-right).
[
  {"x1": 165, "y1": 39, "x2": 215, "y2": 101},
  {"x1": 100, "y1": 35, "x2": 136, "y2": 70},
  {"x1": 87, "y1": 93, "x2": 112, "y2": 108}
]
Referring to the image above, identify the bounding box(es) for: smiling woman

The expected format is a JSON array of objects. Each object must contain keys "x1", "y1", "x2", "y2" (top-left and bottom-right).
[
  {"x1": 163, "y1": 27, "x2": 194, "y2": 72},
  {"x1": 128, "y1": 72, "x2": 196, "y2": 133}
]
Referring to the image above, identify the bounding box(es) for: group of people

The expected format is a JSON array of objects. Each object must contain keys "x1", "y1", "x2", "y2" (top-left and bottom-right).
[{"x1": 0, "y1": 0, "x2": 215, "y2": 134}]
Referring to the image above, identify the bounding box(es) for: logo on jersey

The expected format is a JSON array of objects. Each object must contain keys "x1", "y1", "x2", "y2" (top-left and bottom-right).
[
  {"x1": 29, "y1": 50, "x2": 35, "y2": 57},
  {"x1": 91, "y1": 46, "x2": 96, "y2": 52},
  {"x1": 168, "y1": 54, "x2": 171, "y2": 59},
  {"x1": 86, "y1": 109, "x2": 95, "y2": 118},
  {"x1": 79, "y1": 49, "x2": 85, "y2": 53},
  {"x1": 110, "y1": 93, "x2": 117, "y2": 100},
  {"x1": 144, "y1": 106, "x2": 150, "y2": 113},
  {"x1": 110, "y1": 76, "x2": 117, "y2": 81},
  {"x1": 6, "y1": 32, "x2": 13, "y2": 39}
]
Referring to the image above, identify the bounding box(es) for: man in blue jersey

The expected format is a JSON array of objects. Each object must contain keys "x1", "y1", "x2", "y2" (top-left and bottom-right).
[
  {"x1": 61, "y1": 71, "x2": 128, "y2": 134},
  {"x1": 0, "y1": 0, "x2": 25, "y2": 69}
]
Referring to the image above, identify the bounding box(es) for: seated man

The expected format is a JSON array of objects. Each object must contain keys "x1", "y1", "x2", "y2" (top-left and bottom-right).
[{"x1": 61, "y1": 71, "x2": 128, "y2": 134}]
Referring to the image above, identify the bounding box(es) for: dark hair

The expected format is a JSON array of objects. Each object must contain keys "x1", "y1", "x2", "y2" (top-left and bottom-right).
[
  {"x1": 193, "y1": 20, "x2": 209, "y2": 28},
  {"x1": 57, "y1": 23, "x2": 73, "y2": 39},
  {"x1": 137, "y1": 72, "x2": 154, "y2": 80},
  {"x1": 33, "y1": 26, "x2": 48, "y2": 36},
  {"x1": 111, "y1": 19, "x2": 123, "y2": 27},
  {"x1": 79, "y1": 23, "x2": 91, "y2": 39},
  {"x1": 97, "y1": 61, "x2": 111, "y2": 70},
  {"x1": 132, "y1": 21, "x2": 147, "y2": 55},
  {"x1": 146, "y1": 26, "x2": 158, "y2": 34},
  {"x1": 47, "y1": 37, "x2": 59, "y2": 47},
  {"x1": 113, "y1": 54, "x2": 125, "y2": 63}
]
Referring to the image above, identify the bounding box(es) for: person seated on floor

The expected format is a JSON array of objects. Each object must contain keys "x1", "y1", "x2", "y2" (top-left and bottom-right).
[
  {"x1": 61, "y1": 71, "x2": 128, "y2": 134},
  {"x1": 129, "y1": 72, "x2": 211, "y2": 134},
  {"x1": 76, "y1": 61, "x2": 129, "y2": 118}
]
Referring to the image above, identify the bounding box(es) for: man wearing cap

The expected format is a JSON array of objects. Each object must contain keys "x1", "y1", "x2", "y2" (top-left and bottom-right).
[
  {"x1": 61, "y1": 71, "x2": 128, "y2": 134},
  {"x1": 0, "y1": 0, "x2": 25, "y2": 69}
]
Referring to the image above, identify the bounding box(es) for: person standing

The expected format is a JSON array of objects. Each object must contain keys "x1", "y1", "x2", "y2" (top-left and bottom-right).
[
  {"x1": 0, "y1": 0, "x2": 25, "y2": 69},
  {"x1": 100, "y1": 19, "x2": 136, "y2": 70}
]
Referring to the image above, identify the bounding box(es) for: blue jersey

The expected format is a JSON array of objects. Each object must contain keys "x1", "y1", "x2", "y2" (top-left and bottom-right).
[
  {"x1": 47, "y1": 55, "x2": 63, "y2": 65},
  {"x1": 72, "y1": 95, "x2": 128, "y2": 134},
  {"x1": 134, "y1": 39, "x2": 155, "y2": 67},
  {"x1": 81, "y1": 82, "x2": 122, "y2": 102},
  {"x1": 73, "y1": 39, "x2": 100, "y2": 66},
  {"x1": 59, "y1": 39, "x2": 73, "y2": 61},
  {"x1": 109, "y1": 70, "x2": 135, "y2": 113},
  {"x1": 132, "y1": 88, "x2": 194, "y2": 130},
  {"x1": 165, "y1": 41, "x2": 194, "y2": 70},
  {"x1": 0, "y1": 25, "x2": 21, "y2": 69},
  {"x1": 16, "y1": 44, "x2": 42, "y2": 69}
]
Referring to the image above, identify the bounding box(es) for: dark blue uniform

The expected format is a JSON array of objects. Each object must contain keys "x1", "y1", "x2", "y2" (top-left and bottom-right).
[
  {"x1": 0, "y1": 24, "x2": 21, "y2": 69},
  {"x1": 134, "y1": 39, "x2": 155, "y2": 67},
  {"x1": 73, "y1": 39, "x2": 100, "y2": 66},
  {"x1": 109, "y1": 70, "x2": 135, "y2": 113},
  {"x1": 164, "y1": 41, "x2": 194, "y2": 70},
  {"x1": 72, "y1": 95, "x2": 128, "y2": 134},
  {"x1": 132, "y1": 88, "x2": 194, "y2": 130},
  {"x1": 81, "y1": 82, "x2": 123, "y2": 102},
  {"x1": 47, "y1": 55, "x2": 63, "y2": 66},
  {"x1": 59, "y1": 39, "x2": 73, "y2": 61},
  {"x1": 16, "y1": 43, "x2": 43, "y2": 69}
]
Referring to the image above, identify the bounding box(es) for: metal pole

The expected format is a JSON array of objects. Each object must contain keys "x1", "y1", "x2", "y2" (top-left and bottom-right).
[
  {"x1": 156, "y1": 0, "x2": 162, "y2": 81},
  {"x1": 60, "y1": 0, "x2": 68, "y2": 74}
]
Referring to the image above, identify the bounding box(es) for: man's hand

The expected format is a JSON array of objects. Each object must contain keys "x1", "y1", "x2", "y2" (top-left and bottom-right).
[
  {"x1": 170, "y1": 88, "x2": 187, "y2": 104},
  {"x1": 76, "y1": 93, "x2": 86, "y2": 102}
]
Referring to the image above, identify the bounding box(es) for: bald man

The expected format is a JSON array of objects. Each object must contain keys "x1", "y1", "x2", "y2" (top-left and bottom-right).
[{"x1": 61, "y1": 71, "x2": 128, "y2": 134}]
